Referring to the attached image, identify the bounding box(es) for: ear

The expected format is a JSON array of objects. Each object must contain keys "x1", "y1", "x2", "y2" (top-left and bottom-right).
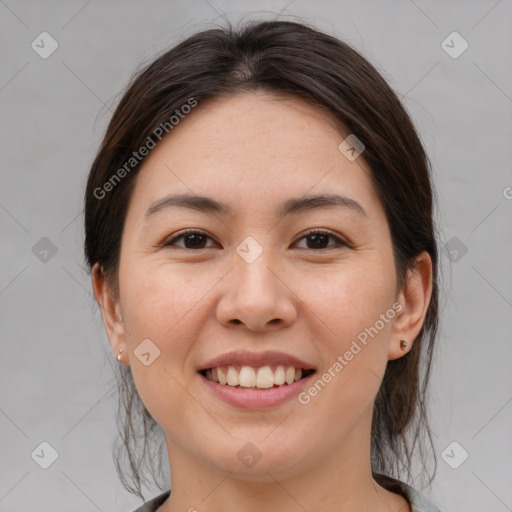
[
  {"x1": 91, "y1": 262, "x2": 126, "y2": 359},
  {"x1": 388, "y1": 251, "x2": 433, "y2": 361}
]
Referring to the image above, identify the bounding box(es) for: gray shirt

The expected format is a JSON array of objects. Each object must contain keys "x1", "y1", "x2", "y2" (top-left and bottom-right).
[{"x1": 131, "y1": 477, "x2": 442, "y2": 511}]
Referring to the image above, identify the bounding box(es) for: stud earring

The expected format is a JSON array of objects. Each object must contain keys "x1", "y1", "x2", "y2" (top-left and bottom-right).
[
  {"x1": 117, "y1": 348, "x2": 124, "y2": 362},
  {"x1": 400, "y1": 339, "x2": 409, "y2": 351}
]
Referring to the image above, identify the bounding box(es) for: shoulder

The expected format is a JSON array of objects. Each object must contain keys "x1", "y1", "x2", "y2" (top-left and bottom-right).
[
  {"x1": 399, "y1": 481, "x2": 443, "y2": 512},
  {"x1": 128, "y1": 481, "x2": 443, "y2": 512},
  {"x1": 382, "y1": 476, "x2": 442, "y2": 512},
  {"x1": 130, "y1": 490, "x2": 171, "y2": 512},
  {"x1": 374, "y1": 473, "x2": 442, "y2": 512}
]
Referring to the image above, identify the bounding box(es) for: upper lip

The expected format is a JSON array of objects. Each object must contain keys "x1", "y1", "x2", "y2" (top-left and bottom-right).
[{"x1": 197, "y1": 350, "x2": 316, "y2": 371}]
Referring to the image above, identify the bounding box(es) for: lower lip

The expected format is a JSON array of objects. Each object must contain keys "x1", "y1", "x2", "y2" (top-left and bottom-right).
[{"x1": 198, "y1": 371, "x2": 316, "y2": 409}]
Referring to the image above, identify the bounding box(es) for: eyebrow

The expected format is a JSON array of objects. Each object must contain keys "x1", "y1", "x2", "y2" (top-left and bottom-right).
[{"x1": 144, "y1": 192, "x2": 367, "y2": 220}]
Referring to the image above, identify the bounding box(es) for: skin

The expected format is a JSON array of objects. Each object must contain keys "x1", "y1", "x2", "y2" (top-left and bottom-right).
[{"x1": 92, "y1": 91, "x2": 432, "y2": 512}]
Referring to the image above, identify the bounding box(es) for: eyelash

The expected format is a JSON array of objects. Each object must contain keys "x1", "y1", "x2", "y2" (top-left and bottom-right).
[{"x1": 160, "y1": 228, "x2": 349, "y2": 251}]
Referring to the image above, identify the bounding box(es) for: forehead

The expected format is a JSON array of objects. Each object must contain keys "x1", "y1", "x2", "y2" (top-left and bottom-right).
[
  {"x1": 159, "y1": 91, "x2": 350, "y2": 163},
  {"x1": 127, "y1": 91, "x2": 382, "y2": 222}
]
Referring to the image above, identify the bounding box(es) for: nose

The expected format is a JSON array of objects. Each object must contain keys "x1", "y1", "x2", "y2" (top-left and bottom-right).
[{"x1": 216, "y1": 248, "x2": 298, "y2": 332}]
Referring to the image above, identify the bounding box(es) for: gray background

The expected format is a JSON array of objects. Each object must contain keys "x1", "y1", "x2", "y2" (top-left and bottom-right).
[{"x1": 1, "y1": 0, "x2": 511, "y2": 510}]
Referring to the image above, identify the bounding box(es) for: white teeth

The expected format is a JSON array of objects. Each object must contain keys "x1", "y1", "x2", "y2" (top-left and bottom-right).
[
  {"x1": 204, "y1": 365, "x2": 310, "y2": 389},
  {"x1": 239, "y1": 366, "x2": 256, "y2": 387},
  {"x1": 274, "y1": 365, "x2": 285, "y2": 385},
  {"x1": 285, "y1": 366, "x2": 295, "y2": 384},
  {"x1": 217, "y1": 367, "x2": 227, "y2": 385},
  {"x1": 256, "y1": 366, "x2": 274, "y2": 388},
  {"x1": 226, "y1": 366, "x2": 239, "y2": 386}
]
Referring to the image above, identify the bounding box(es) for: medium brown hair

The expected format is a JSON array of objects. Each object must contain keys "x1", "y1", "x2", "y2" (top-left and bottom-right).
[{"x1": 84, "y1": 18, "x2": 440, "y2": 500}]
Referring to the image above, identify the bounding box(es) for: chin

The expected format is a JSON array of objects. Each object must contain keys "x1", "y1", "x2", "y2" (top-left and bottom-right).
[{"x1": 202, "y1": 437, "x2": 311, "y2": 482}]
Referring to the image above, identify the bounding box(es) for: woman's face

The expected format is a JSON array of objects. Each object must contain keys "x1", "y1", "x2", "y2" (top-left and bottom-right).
[{"x1": 96, "y1": 91, "x2": 430, "y2": 482}]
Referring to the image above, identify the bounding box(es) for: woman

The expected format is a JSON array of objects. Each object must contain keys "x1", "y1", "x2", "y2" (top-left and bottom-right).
[{"x1": 84, "y1": 19, "x2": 442, "y2": 512}]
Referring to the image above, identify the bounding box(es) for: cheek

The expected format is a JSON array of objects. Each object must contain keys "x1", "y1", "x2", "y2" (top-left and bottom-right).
[
  {"x1": 295, "y1": 268, "x2": 395, "y2": 432},
  {"x1": 120, "y1": 266, "x2": 208, "y2": 431},
  {"x1": 298, "y1": 259, "x2": 396, "y2": 344},
  {"x1": 121, "y1": 260, "x2": 205, "y2": 337},
  {"x1": 295, "y1": 259, "x2": 396, "y2": 412}
]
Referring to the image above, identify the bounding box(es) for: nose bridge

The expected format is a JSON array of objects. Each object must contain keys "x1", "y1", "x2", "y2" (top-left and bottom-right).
[
  {"x1": 233, "y1": 236, "x2": 281, "y2": 304},
  {"x1": 216, "y1": 235, "x2": 296, "y2": 330},
  {"x1": 236, "y1": 243, "x2": 276, "y2": 292}
]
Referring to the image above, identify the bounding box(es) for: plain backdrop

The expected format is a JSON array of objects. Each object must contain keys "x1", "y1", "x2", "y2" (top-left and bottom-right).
[{"x1": 1, "y1": 1, "x2": 511, "y2": 511}]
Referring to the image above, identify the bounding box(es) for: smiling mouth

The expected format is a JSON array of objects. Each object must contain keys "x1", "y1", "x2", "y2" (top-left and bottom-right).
[{"x1": 199, "y1": 366, "x2": 316, "y2": 390}]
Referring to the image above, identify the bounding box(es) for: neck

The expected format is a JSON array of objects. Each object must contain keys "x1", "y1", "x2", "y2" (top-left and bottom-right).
[{"x1": 157, "y1": 412, "x2": 410, "y2": 512}]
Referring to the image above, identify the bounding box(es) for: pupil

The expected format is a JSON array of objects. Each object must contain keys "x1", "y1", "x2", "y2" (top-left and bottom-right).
[
  {"x1": 185, "y1": 234, "x2": 205, "y2": 248},
  {"x1": 309, "y1": 234, "x2": 328, "y2": 248}
]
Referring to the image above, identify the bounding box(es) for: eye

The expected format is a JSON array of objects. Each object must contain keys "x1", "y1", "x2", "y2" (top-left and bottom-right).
[
  {"x1": 161, "y1": 228, "x2": 348, "y2": 251},
  {"x1": 294, "y1": 229, "x2": 348, "y2": 250},
  {"x1": 161, "y1": 229, "x2": 217, "y2": 250}
]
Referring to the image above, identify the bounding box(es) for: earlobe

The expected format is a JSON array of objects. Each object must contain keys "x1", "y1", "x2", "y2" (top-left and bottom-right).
[
  {"x1": 399, "y1": 339, "x2": 409, "y2": 351},
  {"x1": 91, "y1": 263, "x2": 126, "y2": 356},
  {"x1": 388, "y1": 251, "x2": 433, "y2": 361}
]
